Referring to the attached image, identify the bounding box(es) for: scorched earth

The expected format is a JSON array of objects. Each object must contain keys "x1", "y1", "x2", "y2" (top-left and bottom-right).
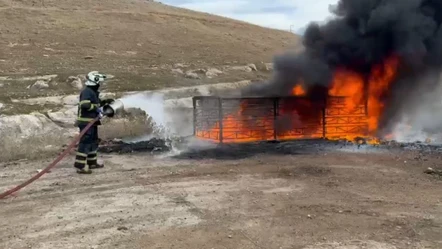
[{"x1": 1, "y1": 140, "x2": 442, "y2": 249}]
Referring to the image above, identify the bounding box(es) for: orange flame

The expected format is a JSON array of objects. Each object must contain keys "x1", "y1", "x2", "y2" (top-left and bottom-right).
[
  {"x1": 292, "y1": 84, "x2": 305, "y2": 96},
  {"x1": 328, "y1": 68, "x2": 364, "y2": 110},
  {"x1": 325, "y1": 55, "x2": 399, "y2": 141},
  {"x1": 197, "y1": 55, "x2": 399, "y2": 143},
  {"x1": 367, "y1": 55, "x2": 399, "y2": 132}
]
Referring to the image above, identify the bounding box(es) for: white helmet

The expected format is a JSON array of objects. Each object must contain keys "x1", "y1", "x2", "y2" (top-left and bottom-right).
[{"x1": 85, "y1": 71, "x2": 106, "y2": 86}]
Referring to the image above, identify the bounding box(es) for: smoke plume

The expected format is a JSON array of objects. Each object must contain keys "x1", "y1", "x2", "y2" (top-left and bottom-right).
[{"x1": 242, "y1": 0, "x2": 442, "y2": 137}]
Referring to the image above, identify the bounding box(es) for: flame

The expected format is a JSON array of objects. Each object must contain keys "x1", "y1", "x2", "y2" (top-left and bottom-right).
[
  {"x1": 292, "y1": 84, "x2": 305, "y2": 96},
  {"x1": 196, "y1": 101, "x2": 275, "y2": 143},
  {"x1": 325, "y1": 55, "x2": 399, "y2": 142},
  {"x1": 221, "y1": 104, "x2": 274, "y2": 142},
  {"x1": 367, "y1": 55, "x2": 399, "y2": 132},
  {"x1": 328, "y1": 69, "x2": 364, "y2": 110},
  {"x1": 197, "y1": 55, "x2": 399, "y2": 144}
]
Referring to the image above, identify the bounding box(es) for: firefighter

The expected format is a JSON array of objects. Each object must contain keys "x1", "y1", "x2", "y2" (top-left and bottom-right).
[{"x1": 74, "y1": 71, "x2": 114, "y2": 174}]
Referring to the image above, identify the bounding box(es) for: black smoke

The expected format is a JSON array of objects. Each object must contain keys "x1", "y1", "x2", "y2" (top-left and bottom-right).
[{"x1": 242, "y1": 0, "x2": 442, "y2": 136}]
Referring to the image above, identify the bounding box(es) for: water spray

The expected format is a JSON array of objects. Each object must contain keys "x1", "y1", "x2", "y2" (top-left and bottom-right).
[{"x1": 116, "y1": 93, "x2": 185, "y2": 155}]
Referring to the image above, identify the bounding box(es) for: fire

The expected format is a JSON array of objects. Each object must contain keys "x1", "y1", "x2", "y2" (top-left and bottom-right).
[
  {"x1": 220, "y1": 102, "x2": 274, "y2": 142},
  {"x1": 324, "y1": 55, "x2": 399, "y2": 141},
  {"x1": 328, "y1": 69, "x2": 364, "y2": 110},
  {"x1": 292, "y1": 84, "x2": 305, "y2": 96},
  {"x1": 196, "y1": 55, "x2": 399, "y2": 144},
  {"x1": 367, "y1": 55, "x2": 399, "y2": 132},
  {"x1": 196, "y1": 101, "x2": 275, "y2": 143},
  {"x1": 328, "y1": 55, "x2": 399, "y2": 137}
]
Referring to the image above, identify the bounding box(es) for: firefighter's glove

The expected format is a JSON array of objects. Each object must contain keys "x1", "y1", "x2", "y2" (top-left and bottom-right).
[{"x1": 97, "y1": 107, "x2": 104, "y2": 119}]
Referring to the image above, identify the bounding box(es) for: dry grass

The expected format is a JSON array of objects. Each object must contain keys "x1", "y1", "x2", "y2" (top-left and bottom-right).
[
  {"x1": 99, "y1": 117, "x2": 153, "y2": 140},
  {"x1": 99, "y1": 107, "x2": 154, "y2": 140},
  {"x1": 0, "y1": 132, "x2": 70, "y2": 162}
]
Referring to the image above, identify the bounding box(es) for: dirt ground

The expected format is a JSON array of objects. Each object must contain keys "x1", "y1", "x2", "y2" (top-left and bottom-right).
[{"x1": 1, "y1": 144, "x2": 442, "y2": 249}]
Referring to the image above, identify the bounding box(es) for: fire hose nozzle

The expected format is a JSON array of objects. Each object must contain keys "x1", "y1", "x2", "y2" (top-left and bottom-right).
[{"x1": 102, "y1": 99, "x2": 124, "y2": 117}]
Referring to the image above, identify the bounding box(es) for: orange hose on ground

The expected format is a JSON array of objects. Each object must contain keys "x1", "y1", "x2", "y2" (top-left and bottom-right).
[{"x1": 0, "y1": 117, "x2": 100, "y2": 199}]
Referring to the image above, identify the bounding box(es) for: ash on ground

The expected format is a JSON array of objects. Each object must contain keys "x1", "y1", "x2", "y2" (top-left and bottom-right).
[
  {"x1": 98, "y1": 136, "x2": 442, "y2": 159},
  {"x1": 98, "y1": 138, "x2": 172, "y2": 154}
]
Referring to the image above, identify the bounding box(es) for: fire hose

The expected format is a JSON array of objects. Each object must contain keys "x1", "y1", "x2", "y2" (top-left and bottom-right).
[
  {"x1": 0, "y1": 99, "x2": 124, "y2": 200},
  {"x1": 0, "y1": 116, "x2": 100, "y2": 199}
]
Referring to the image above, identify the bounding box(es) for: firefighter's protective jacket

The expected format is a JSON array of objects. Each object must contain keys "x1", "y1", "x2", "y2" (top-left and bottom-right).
[{"x1": 77, "y1": 86, "x2": 102, "y2": 126}]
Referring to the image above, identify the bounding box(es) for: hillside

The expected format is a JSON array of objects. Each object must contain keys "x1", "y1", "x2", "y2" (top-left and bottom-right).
[{"x1": 0, "y1": 0, "x2": 300, "y2": 97}]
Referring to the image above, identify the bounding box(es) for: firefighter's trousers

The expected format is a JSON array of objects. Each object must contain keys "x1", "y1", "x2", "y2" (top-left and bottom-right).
[{"x1": 74, "y1": 124, "x2": 99, "y2": 169}]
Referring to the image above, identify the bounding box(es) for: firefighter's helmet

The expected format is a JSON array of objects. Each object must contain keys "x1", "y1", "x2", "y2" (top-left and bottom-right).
[{"x1": 85, "y1": 71, "x2": 106, "y2": 86}]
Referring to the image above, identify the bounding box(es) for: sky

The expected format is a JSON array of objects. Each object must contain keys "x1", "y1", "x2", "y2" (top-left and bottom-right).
[{"x1": 159, "y1": 0, "x2": 339, "y2": 34}]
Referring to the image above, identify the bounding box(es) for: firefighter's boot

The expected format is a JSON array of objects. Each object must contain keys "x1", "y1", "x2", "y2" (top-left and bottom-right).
[
  {"x1": 89, "y1": 163, "x2": 104, "y2": 169},
  {"x1": 76, "y1": 165, "x2": 92, "y2": 174},
  {"x1": 87, "y1": 150, "x2": 103, "y2": 169},
  {"x1": 75, "y1": 152, "x2": 92, "y2": 174}
]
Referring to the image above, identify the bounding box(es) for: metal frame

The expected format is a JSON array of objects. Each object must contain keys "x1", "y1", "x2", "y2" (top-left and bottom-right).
[{"x1": 193, "y1": 95, "x2": 368, "y2": 143}]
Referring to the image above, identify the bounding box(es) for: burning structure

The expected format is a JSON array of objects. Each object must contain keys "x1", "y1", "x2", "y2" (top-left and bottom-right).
[
  {"x1": 193, "y1": 95, "x2": 369, "y2": 143},
  {"x1": 194, "y1": 0, "x2": 442, "y2": 144}
]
